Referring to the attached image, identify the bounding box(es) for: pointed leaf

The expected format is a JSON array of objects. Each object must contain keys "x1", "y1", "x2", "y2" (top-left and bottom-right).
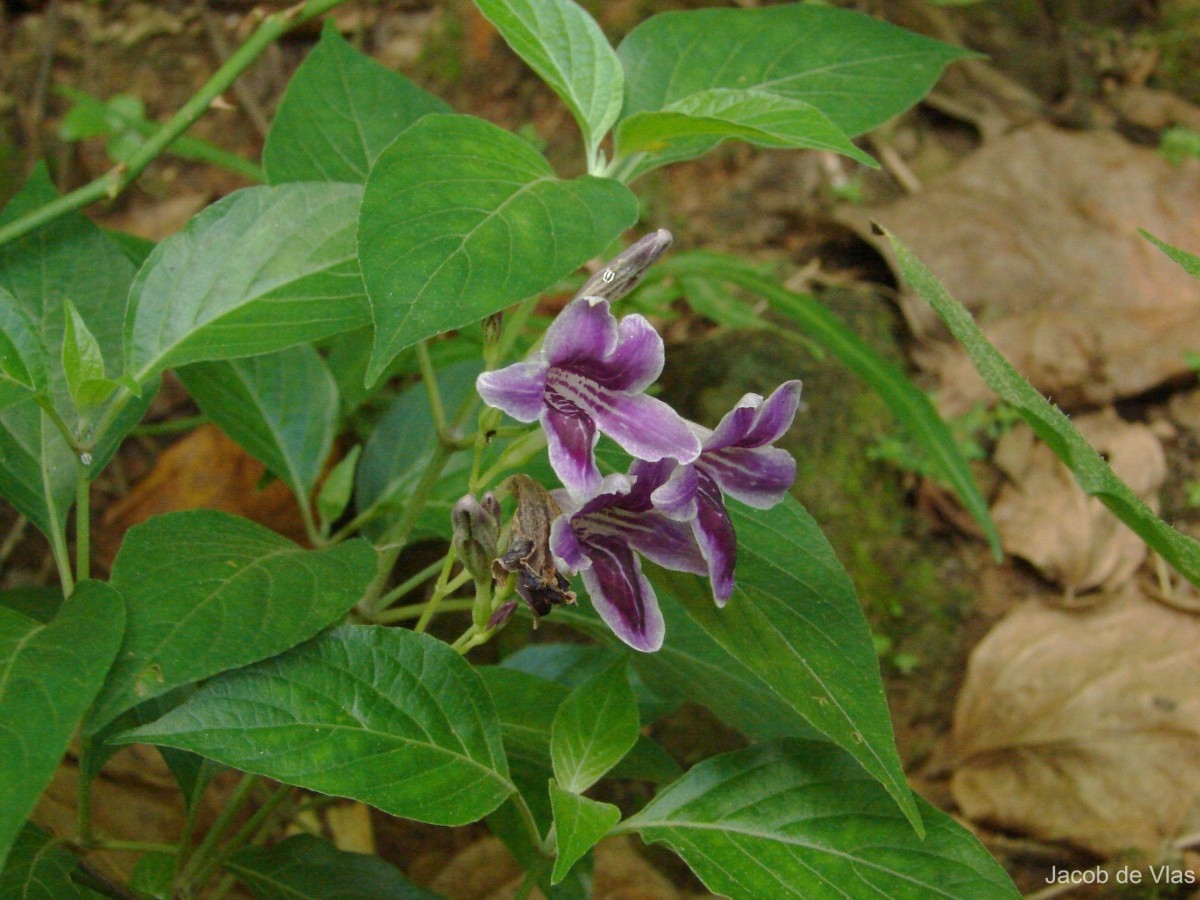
[
  {"x1": 0, "y1": 823, "x2": 89, "y2": 899},
  {"x1": 474, "y1": 0, "x2": 623, "y2": 159},
  {"x1": 0, "y1": 582, "x2": 124, "y2": 868},
  {"x1": 317, "y1": 444, "x2": 361, "y2": 530},
  {"x1": 549, "y1": 782, "x2": 619, "y2": 885},
  {"x1": 117, "y1": 625, "x2": 515, "y2": 826},
  {"x1": 0, "y1": 288, "x2": 47, "y2": 410},
  {"x1": 358, "y1": 114, "x2": 637, "y2": 381},
  {"x1": 86, "y1": 510, "x2": 376, "y2": 731},
  {"x1": 622, "y1": 741, "x2": 1019, "y2": 899},
  {"x1": 227, "y1": 834, "x2": 440, "y2": 899},
  {"x1": 618, "y1": 5, "x2": 973, "y2": 137},
  {"x1": 264, "y1": 21, "x2": 451, "y2": 185},
  {"x1": 550, "y1": 660, "x2": 639, "y2": 793},
  {"x1": 1141, "y1": 228, "x2": 1200, "y2": 278},
  {"x1": 61, "y1": 299, "x2": 115, "y2": 409},
  {"x1": 615, "y1": 88, "x2": 875, "y2": 179},
  {"x1": 884, "y1": 226, "x2": 1200, "y2": 589},
  {"x1": 178, "y1": 345, "x2": 339, "y2": 506},
  {"x1": 123, "y1": 183, "x2": 370, "y2": 382}
]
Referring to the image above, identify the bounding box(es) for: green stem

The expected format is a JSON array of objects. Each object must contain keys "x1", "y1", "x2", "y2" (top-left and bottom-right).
[
  {"x1": 188, "y1": 784, "x2": 292, "y2": 889},
  {"x1": 414, "y1": 548, "x2": 459, "y2": 633},
  {"x1": 416, "y1": 341, "x2": 447, "y2": 437},
  {"x1": 75, "y1": 461, "x2": 90, "y2": 584},
  {"x1": 374, "y1": 597, "x2": 475, "y2": 624},
  {"x1": 369, "y1": 554, "x2": 449, "y2": 614},
  {"x1": 0, "y1": 0, "x2": 352, "y2": 248},
  {"x1": 176, "y1": 774, "x2": 258, "y2": 891},
  {"x1": 132, "y1": 414, "x2": 209, "y2": 437},
  {"x1": 90, "y1": 839, "x2": 179, "y2": 854},
  {"x1": 48, "y1": 515, "x2": 74, "y2": 597},
  {"x1": 77, "y1": 739, "x2": 93, "y2": 844}
]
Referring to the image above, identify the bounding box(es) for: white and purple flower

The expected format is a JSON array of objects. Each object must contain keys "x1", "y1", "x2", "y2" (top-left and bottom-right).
[{"x1": 476, "y1": 297, "x2": 701, "y2": 498}]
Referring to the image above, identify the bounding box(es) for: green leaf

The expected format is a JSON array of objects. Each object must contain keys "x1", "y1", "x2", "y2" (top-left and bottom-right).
[
  {"x1": 473, "y1": 0, "x2": 623, "y2": 162},
  {"x1": 226, "y1": 833, "x2": 440, "y2": 899},
  {"x1": 264, "y1": 21, "x2": 451, "y2": 185},
  {"x1": 884, "y1": 226, "x2": 1200, "y2": 589},
  {"x1": 0, "y1": 823, "x2": 89, "y2": 899},
  {"x1": 662, "y1": 252, "x2": 1001, "y2": 560},
  {"x1": 86, "y1": 510, "x2": 376, "y2": 731},
  {"x1": 618, "y1": 5, "x2": 972, "y2": 138},
  {"x1": 0, "y1": 288, "x2": 47, "y2": 410},
  {"x1": 620, "y1": 740, "x2": 1020, "y2": 900},
  {"x1": 117, "y1": 625, "x2": 515, "y2": 826},
  {"x1": 501, "y1": 643, "x2": 674, "y2": 723},
  {"x1": 550, "y1": 660, "x2": 639, "y2": 793},
  {"x1": 1141, "y1": 228, "x2": 1200, "y2": 278},
  {"x1": 358, "y1": 114, "x2": 637, "y2": 381},
  {"x1": 122, "y1": 183, "x2": 370, "y2": 382},
  {"x1": 549, "y1": 782, "x2": 619, "y2": 885},
  {"x1": 128, "y1": 851, "x2": 175, "y2": 899},
  {"x1": 0, "y1": 587, "x2": 61, "y2": 624},
  {"x1": 317, "y1": 445, "x2": 361, "y2": 531},
  {"x1": 61, "y1": 299, "x2": 116, "y2": 410},
  {"x1": 615, "y1": 88, "x2": 876, "y2": 179},
  {"x1": 0, "y1": 582, "x2": 124, "y2": 868},
  {"x1": 652, "y1": 494, "x2": 921, "y2": 833},
  {"x1": 177, "y1": 345, "x2": 339, "y2": 508}
]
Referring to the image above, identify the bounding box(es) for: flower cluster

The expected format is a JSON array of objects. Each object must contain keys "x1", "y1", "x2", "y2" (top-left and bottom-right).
[{"x1": 477, "y1": 241, "x2": 801, "y2": 652}]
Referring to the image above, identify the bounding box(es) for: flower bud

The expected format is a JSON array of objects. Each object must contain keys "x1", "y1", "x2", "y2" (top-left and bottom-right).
[
  {"x1": 451, "y1": 492, "x2": 500, "y2": 582},
  {"x1": 487, "y1": 600, "x2": 518, "y2": 630}
]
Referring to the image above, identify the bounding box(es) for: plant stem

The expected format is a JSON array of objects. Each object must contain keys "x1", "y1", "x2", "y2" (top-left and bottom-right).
[
  {"x1": 89, "y1": 839, "x2": 179, "y2": 854},
  {"x1": 47, "y1": 515, "x2": 74, "y2": 596},
  {"x1": 176, "y1": 774, "x2": 258, "y2": 892},
  {"x1": 188, "y1": 783, "x2": 292, "y2": 889},
  {"x1": 74, "y1": 461, "x2": 90, "y2": 584},
  {"x1": 77, "y1": 740, "x2": 93, "y2": 844},
  {"x1": 0, "y1": 0, "x2": 353, "y2": 248},
  {"x1": 416, "y1": 341, "x2": 447, "y2": 437},
  {"x1": 374, "y1": 597, "x2": 475, "y2": 624},
  {"x1": 413, "y1": 548, "x2": 459, "y2": 633},
  {"x1": 132, "y1": 414, "x2": 209, "y2": 437},
  {"x1": 369, "y1": 555, "x2": 451, "y2": 615}
]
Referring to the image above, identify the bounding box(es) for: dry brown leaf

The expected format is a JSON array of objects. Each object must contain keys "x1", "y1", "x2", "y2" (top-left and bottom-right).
[
  {"x1": 990, "y1": 410, "x2": 1166, "y2": 595},
  {"x1": 842, "y1": 122, "x2": 1200, "y2": 414},
  {"x1": 95, "y1": 425, "x2": 307, "y2": 567},
  {"x1": 326, "y1": 801, "x2": 376, "y2": 855},
  {"x1": 951, "y1": 584, "x2": 1200, "y2": 857}
]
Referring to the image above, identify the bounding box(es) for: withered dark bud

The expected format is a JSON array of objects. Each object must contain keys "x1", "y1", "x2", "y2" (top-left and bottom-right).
[
  {"x1": 483, "y1": 311, "x2": 503, "y2": 346},
  {"x1": 487, "y1": 600, "x2": 518, "y2": 630},
  {"x1": 573, "y1": 229, "x2": 673, "y2": 303},
  {"x1": 451, "y1": 492, "x2": 500, "y2": 583},
  {"x1": 492, "y1": 474, "x2": 576, "y2": 623}
]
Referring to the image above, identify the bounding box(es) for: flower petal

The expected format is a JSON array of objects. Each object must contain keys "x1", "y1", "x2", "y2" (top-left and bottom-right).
[
  {"x1": 704, "y1": 445, "x2": 796, "y2": 509},
  {"x1": 591, "y1": 391, "x2": 701, "y2": 465},
  {"x1": 705, "y1": 394, "x2": 761, "y2": 452},
  {"x1": 741, "y1": 379, "x2": 803, "y2": 448},
  {"x1": 541, "y1": 404, "x2": 601, "y2": 497},
  {"x1": 543, "y1": 297, "x2": 618, "y2": 370},
  {"x1": 692, "y1": 473, "x2": 738, "y2": 605},
  {"x1": 579, "y1": 534, "x2": 665, "y2": 652},
  {"x1": 549, "y1": 516, "x2": 587, "y2": 571},
  {"x1": 648, "y1": 462, "x2": 698, "y2": 521},
  {"x1": 576, "y1": 313, "x2": 664, "y2": 393},
  {"x1": 621, "y1": 512, "x2": 708, "y2": 577},
  {"x1": 476, "y1": 362, "x2": 547, "y2": 422}
]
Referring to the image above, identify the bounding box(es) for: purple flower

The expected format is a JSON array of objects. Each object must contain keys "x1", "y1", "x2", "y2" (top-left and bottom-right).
[
  {"x1": 549, "y1": 471, "x2": 707, "y2": 652},
  {"x1": 650, "y1": 381, "x2": 802, "y2": 604},
  {"x1": 476, "y1": 297, "x2": 701, "y2": 497}
]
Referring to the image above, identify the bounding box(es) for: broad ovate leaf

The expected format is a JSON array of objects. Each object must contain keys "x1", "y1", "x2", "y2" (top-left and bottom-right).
[
  {"x1": 178, "y1": 345, "x2": 339, "y2": 508},
  {"x1": 118, "y1": 625, "x2": 514, "y2": 826},
  {"x1": 618, "y1": 4, "x2": 972, "y2": 137},
  {"x1": 264, "y1": 21, "x2": 450, "y2": 185},
  {"x1": 0, "y1": 582, "x2": 124, "y2": 868},
  {"x1": 227, "y1": 834, "x2": 439, "y2": 899},
  {"x1": 358, "y1": 113, "x2": 636, "y2": 382},
  {"x1": 620, "y1": 740, "x2": 1020, "y2": 900},
  {"x1": 474, "y1": 0, "x2": 624, "y2": 161},
  {"x1": 549, "y1": 783, "x2": 619, "y2": 885},
  {"x1": 87, "y1": 510, "x2": 376, "y2": 731},
  {"x1": 550, "y1": 660, "x2": 639, "y2": 794},
  {"x1": 123, "y1": 183, "x2": 369, "y2": 382}
]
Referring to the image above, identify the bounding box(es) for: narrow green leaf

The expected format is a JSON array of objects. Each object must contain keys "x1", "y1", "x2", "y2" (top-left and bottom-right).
[
  {"x1": 178, "y1": 345, "x2": 339, "y2": 507},
  {"x1": 61, "y1": 299, "x2": 116, "y2": 409},
  {"x1": 549, "y1": 782, "x2": 619, "y2": 885},
  {"x1": 615, "y1": 88, "x2": 875, "y2": 179},
  {"x1": 358, "y1": 113, "x2": 637, "y2": 381},
  {"x1": 86, "y1": 510, "x2": 376, "y2": 731},
  {"x1": 620, "y1": 740, "x2": 1020, "y2": 900},
  {"x1": 550, "y1": 660, "x2": 639, "y2": 793},
  {"x1": 618, "y1": 5, "x2": 973, "y2": 137},
  {"x1": 122, "y1": 183, "x2": 370, "y2": 382},
  {"x1": 1140, "y1": 228, "x2": 1200, "y2": 277},
  {"x1": 227, "y1": 833, "x2": 440, "y2": 899},
  {"x1": 884, "y1": 226, "x2": 1200, "y2": 588},
  {"x1": 663, "y1": 252, "x2": 1001, "y2": 560},
  {"x1": 317, "y1": 444, "x2": 361, "y2": 530},
  {"x1": 118, "y1": 625, "x2": 515, "y2": 826},
  {"x1": 474, "y1": 0, "x2": 624, "y2": 161},
  {"x1": 264, "y1": 21, "x2": 451, "y2": 185},
  {"x1": 0, "y1": 823, "x2": 89, "y2": 899},
  {"x1": 0, "y1": 582, "x2": 124, "y2": 868}
]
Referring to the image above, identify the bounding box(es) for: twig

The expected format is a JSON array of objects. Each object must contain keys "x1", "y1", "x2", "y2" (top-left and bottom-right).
[{"x1": 201, "y1": 5, "x2": 271, "y2": 139}]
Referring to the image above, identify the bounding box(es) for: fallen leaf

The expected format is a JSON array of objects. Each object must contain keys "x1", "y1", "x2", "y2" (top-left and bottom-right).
[
  {"x1": 951, "y1": 584, "x2": 1200, "y2": 857},
  {"x1": 990, "y1": 410, "x2": 1166, "y2": 595},
  {"x1": 843, "y1": 122, "x2": 1200, "y2": 414}
]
